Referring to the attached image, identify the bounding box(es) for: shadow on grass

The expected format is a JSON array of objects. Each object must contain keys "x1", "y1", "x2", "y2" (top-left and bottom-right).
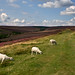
[
  {"x1": 0, "y1": 62, "x2": 14, "y2": 68},
  {"x1": 0, "y1": 71, "x2": 8, "y2": 75},
  {"x1": 24, "y1": 55, "x2": 35, "y2": 61}
]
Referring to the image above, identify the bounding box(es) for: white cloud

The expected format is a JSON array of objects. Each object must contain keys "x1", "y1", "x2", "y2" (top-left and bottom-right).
[
  {"x1": 26, "y1": 21, "x2": 35, "y2": 25},
  {"x1": 0, "y1": 9, "x2": 3, "y2": 12},
  {"x1": 38, "y1": 0, "x2": 73, "y2": 8},
  {"x1": 0, "y1": 13, "x2": 26, "y2": 26},
  {"x1": 9, "y1": 3, "x2": 20, "y2": 8},
  {"x1": 68, "y1": 17, "x2": 75, "y2": 25},
  {"x1": 22, "y1": 1, "x2": 27, "y2": 4},
  {"x1": 7, "y1": 0, "x2": 20, "y2": 8},
  {"x1": 21, "y1": 19, "x2": 25, "y2": 23},
  {"x1": 13, "y1": 19, "x2": 25, "y2": 23},
  {"x1": 42, "y1": 20, "x2": 49, "y2": 23},
  {"x1": 7, "y1": 0, "x2": 17, "y2": 3},
  {"x1": 22, "y1": 12, "x2": 28, "y2": 15},
  {"x1": 60, "y1": 6, "x2": 75, "y2": 15},
  {"x1": 42, "y1": 19, "x2": 65, "y2": 26},
  {"x1": 13, "y1": 18, "x2": 20, "y2": 23},
  {"x1": 70, "y1": 17, "x2": 75, "y2": 22},
  {"x1": 38, "y1": 2, "x2": 54, "y2": 8},
  {"x1": 0, "y1": 13, "x2": 10, "y2": 22}
]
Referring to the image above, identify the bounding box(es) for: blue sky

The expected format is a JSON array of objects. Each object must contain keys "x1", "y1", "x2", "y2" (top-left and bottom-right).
[{"x1": 0, "y1": 0, "x2": 75, "y2": 26}]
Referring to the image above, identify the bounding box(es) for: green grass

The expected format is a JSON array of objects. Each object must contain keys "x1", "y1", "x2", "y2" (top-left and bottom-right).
[{"x1": 0, "y1": 30, "x2": 75, "y2": 75}]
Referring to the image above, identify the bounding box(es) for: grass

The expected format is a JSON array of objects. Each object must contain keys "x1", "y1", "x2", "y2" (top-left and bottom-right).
[{"x1": 0, "y1": 30, "x2": 75, "y2": 75}]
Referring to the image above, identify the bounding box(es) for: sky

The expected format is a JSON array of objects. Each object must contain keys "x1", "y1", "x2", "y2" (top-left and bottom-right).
[{"x1": 0, "y1": 0, "x2": 75, "y2": 26}]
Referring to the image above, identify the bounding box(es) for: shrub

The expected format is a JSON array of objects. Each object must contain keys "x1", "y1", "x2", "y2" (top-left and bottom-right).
[
  {"x1": 0, "y1": 34, "x2": 9, "y2": 39},
  {"x1": 12, "y1": 31, "x2": 21, "y2": 35},
  {"x1": 62, "y1": 29, "x2": 72, "y2": 33}
]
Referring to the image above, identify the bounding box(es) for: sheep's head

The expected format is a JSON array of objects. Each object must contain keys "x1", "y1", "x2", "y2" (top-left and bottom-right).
[
  {"x1": 10, "y1": 57, "x2": 14, "y2": 61},
  {"x1": 39, "y1": 51, "x2": 43, "y2": 54}
]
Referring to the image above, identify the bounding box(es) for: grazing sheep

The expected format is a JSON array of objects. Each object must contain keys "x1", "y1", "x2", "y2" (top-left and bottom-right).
[
  {"x1": 0, "y1": 53, "x2": 13, "y2": 64},
  {"x1": 50, "y1": 39, "x2": 57, "y2": 45},
  {"x1": 31, "y1": 47, "x2": 42, "y2": 55}
]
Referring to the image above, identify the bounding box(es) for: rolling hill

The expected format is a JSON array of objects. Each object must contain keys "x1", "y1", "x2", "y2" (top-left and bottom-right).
[
  {"x1": 0, "y1": 29, "x2": 75, "y2": 75},
  {"x1": 0, "y1": 26, "x2": 75, "y2": 46}
]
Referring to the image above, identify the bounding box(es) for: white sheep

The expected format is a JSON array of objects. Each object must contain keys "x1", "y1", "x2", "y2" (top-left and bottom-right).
[
  {"x1": 50, "y1": 39, "x2": 57, "y2": 45},
  {"x1": 0, "y1": 53, "x2": 13, "y2": 64},
  {"x1": 31, "y1": 47, "x2": 42, "y2": 55}
]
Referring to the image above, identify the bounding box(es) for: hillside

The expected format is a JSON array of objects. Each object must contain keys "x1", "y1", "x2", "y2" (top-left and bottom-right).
[
  {"x1": 0, "y1": 26, "x2": 75, "y2": 46},
  {"x1": 0, "y1": 30, "x2": 75, "y2": 75}
]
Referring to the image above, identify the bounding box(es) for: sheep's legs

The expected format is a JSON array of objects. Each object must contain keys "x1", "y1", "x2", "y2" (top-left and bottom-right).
[
  {"x1": 1, "y1": 58, "x2": 4, "y2": 64},
  {"x1": 51, "y1": 43, "x2": 53, "y2": 45},
  {"x1": 36, "y1": 52, "x2": 37, "y2": 55},
  {"x1": 31, "y1": 51, "x2": 33, "y2": 55}
]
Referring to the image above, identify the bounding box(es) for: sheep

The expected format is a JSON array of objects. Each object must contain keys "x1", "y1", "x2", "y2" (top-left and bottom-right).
[
  {"x1": 31, "y1": 47, "x2": 42, "y2": 55},
  {"x1": 0, "y1": 53, "x2": 13, "y2": 64},
  {"x1": 50, "y1": 39, "x2": 57, "y2": 45}
]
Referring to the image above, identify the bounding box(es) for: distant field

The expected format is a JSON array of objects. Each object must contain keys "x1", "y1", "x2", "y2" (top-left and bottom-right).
[
  {"x1": 0, "y1": 30, "x2": 75, "y2": 75},
  {"x1": 0, "y1": 26, "x2": 75, "y2": 46}
]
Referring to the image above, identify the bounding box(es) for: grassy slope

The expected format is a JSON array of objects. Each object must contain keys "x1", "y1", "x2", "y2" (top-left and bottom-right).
[{"x1": 0, "y1": 30, "x2": 75, "y2": 75}]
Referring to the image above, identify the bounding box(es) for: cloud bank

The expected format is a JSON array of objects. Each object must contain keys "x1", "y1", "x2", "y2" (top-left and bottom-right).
[
  {"x1": 60, "y1": 6, "x2": 75, "y2": 15},
  {"x1": 38, "y1": 0, "x2": 73, "y2": 8},
  {"x1": 42, "y1": 17, "x2": 75, "y2": 26},
  {"x1": 0, "y1": 12, "x2": 75, "y2": 26}
]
